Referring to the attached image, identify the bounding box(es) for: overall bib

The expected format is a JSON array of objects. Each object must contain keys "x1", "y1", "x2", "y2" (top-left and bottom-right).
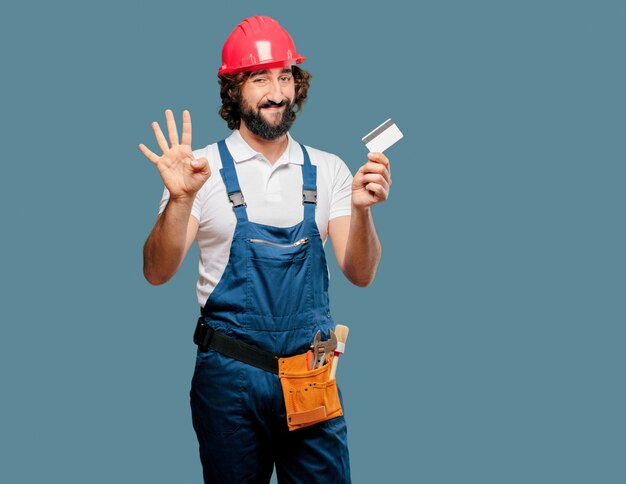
[{"x1": 190, "y1": 140, "x2": 351, "y2": 483}]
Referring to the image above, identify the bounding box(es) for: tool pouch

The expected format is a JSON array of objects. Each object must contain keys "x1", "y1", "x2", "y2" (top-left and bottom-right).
[{"x1": 278, "y1": 352, "x2": 343, "y2": 431}]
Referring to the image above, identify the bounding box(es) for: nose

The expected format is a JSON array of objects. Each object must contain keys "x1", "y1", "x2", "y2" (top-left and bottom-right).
[{"x1": 266, "y1": 78, "x2": 284, "y2": 103}]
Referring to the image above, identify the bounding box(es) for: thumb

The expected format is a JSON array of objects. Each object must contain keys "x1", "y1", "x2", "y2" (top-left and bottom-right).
[{"x1": 190, "y1": 157, "x2": 209, "y2": 172}]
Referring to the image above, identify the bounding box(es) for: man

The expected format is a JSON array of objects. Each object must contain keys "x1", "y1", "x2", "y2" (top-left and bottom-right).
[{"x1": 139, "y1": 16, "x2": 391, "y2": 483}]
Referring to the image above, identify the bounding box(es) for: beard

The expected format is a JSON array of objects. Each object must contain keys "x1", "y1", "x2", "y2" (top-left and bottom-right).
[{"x1": 239, "y1": 98, "x2": 295, "y2": 141}]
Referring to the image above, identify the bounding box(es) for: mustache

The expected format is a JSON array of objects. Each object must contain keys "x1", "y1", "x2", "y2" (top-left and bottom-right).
[{"x1": 258, "y1": 99, "x2": 290, "y2": 109}]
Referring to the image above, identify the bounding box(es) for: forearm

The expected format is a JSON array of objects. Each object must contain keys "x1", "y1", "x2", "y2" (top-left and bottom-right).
[
  {"x1": 143, "y1": 196, "x2": 195, "y2": 285},
  {"x1": 342, "y1": 205, "x2": 382, "y2": 287}
]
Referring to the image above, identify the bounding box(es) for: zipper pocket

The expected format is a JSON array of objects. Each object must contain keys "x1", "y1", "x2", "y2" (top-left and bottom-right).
[{"x1": 248, "y1": 237, "x2": 310, "y2": 248}]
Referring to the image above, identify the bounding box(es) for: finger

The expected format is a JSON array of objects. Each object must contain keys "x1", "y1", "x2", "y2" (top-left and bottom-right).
[
  {"x1": 365, "y1": 182, "x2": 388, "y2": 200},
  {"x1": 151, "y1": 121, "x2": 169, "y2": 153},
  {"x1": 359, "y1": 162, "x2": 391, "y2": 184},
  {"x1": 138, "y1": 143, "x2": 160, "y2": 164},
  {"x1": 190, "y1": 157, "x2": 208, "y2": 172},
  {"x1": 360, "y1": 160, "x2": 388, "y2": 173},
  {"x1": 367, "y1": 151, "x2": 389, "y2": 166},
  {"x1": 165, "y1": 109, "x2": 179, "y2": 146},
  {"x1": 367, "y1": 152, "x2": 390, "y2": 167},
  {"x1": 181, "y1": 110, "x2": 192, "y2": 146},
  {"x1": 360, "y1": 173, "x2": 390, "y2": 192}
]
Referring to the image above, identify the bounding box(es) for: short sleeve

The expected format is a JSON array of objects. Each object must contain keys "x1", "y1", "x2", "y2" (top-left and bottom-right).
[{"x1": 329, "y1": 156, "x2": 353, "y2": 220}]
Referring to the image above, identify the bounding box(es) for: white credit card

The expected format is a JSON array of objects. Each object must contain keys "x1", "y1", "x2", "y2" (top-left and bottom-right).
[{"x1": 362, "y1": 119, "x2": 403, "y2": 153}]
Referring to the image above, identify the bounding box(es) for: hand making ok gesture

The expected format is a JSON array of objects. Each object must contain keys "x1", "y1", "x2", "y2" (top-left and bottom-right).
[{"x1": 138, "y1": 109, "x2": 211, "y2": 200}]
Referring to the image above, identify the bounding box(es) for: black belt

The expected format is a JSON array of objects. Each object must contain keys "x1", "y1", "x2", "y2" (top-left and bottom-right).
[{"x1": 193, "y1": 318, "x2": 282, "y2": 374}]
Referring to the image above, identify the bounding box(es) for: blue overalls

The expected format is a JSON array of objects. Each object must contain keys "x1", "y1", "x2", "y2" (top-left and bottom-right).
[{"x1": 190, "y1": 140, "x2": 351, "y2": 483}]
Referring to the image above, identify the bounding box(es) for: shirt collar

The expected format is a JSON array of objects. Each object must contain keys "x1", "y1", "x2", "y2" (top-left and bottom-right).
[{"x1": 225, "y1": 130, "x2": 304, "y2": 166}]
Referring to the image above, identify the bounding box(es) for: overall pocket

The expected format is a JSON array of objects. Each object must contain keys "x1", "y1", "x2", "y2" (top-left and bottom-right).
[
  {"x1": 246, "y1": 238, "x2": 312, "y2": 317},
  {"x1": 190, "y1": 349, "x2": 246, "y2": 437},
  {"x1": 278, "y1": 352, "x2": 343, "y2": 431}
]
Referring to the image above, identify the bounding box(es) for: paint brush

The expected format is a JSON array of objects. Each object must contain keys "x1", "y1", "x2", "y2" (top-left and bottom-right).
[{"x1": 329, "y1": 324, "x2": 349, "y2": 380}]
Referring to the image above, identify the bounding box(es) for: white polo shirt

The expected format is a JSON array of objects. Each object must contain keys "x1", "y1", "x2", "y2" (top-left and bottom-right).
[{"x1": 159, "y1": 130, "x2": 353, "y2": 307}]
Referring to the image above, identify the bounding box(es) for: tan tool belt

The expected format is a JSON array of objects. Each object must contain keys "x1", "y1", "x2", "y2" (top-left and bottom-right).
[{"x1": 278, "y1": 352, "x2": 343, "y2": 431}]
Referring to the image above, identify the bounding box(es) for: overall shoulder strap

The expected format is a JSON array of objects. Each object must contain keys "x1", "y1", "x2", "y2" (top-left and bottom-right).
[
  {"x1": 300, "y1": 143, "x2": 317, "y2": 222},
  {"x1": 218, "y1": 139, "x2": 248, "y2": 222}
]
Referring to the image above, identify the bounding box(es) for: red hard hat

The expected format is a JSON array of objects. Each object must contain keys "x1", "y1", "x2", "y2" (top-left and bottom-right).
[{"x1": 218, "y1": 16, "x2": 306, "y2": 76}]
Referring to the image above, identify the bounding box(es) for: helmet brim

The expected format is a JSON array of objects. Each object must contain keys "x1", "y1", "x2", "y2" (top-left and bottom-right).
[{"x1": 218, "y1": 55, "x2": 305, "y2": 76}]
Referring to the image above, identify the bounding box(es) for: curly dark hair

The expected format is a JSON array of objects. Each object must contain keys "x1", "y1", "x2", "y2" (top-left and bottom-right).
[{"x1": 218, "y1": 66, "x2": 312, "y2": 130}]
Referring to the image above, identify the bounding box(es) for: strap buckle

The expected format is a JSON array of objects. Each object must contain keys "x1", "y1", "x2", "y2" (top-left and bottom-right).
[
  {"x1": 302, "y1": 188, "x2": 317, "y2": 205},
  {"x1": 228, "y1": 191, "x2": 246, "y2": 209}
]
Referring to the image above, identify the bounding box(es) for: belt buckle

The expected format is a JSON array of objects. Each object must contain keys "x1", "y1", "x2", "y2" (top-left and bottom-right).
[{"x1": 193, "y1": 318, "x2": 214, "y2": 350}]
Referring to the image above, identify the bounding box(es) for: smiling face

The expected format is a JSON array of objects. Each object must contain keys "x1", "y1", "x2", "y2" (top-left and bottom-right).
[
  {"x1": 218, "y1": 65, "x2": 312, "y2": 132},
  {"x1": 239, "y1": 67, "x2": 297, "y2": 140}
]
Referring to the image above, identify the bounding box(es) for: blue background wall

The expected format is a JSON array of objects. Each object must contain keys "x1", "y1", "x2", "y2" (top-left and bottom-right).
[{"x1": 1, "y1": 0, "x2": 624, "y2": 482}]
